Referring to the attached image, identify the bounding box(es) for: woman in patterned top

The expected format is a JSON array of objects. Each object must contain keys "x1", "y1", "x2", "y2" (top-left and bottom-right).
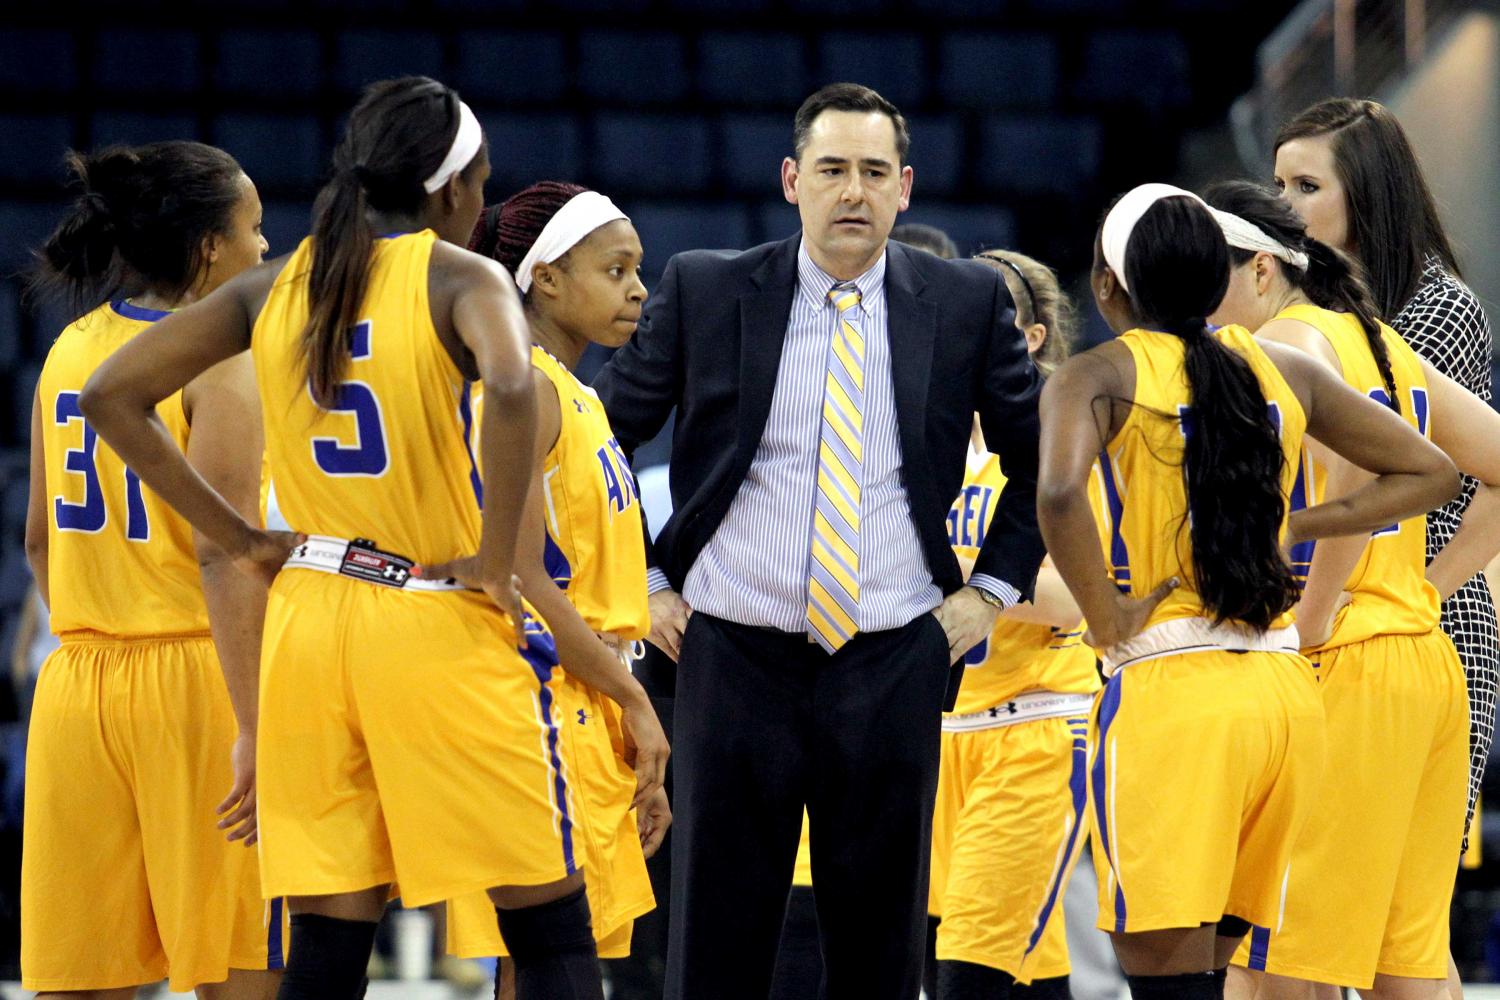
[{"x1": 1274, "y1": 96, "x2": 1495, "y2": 1000}]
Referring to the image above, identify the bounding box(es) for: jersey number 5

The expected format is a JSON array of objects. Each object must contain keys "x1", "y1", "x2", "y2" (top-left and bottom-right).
[
  {"x1": 53, "y1": 391, "x2": 149, "y2": 540},
  {"x1": 312, "y1": 320, "x2": 389, "y2": 476}
]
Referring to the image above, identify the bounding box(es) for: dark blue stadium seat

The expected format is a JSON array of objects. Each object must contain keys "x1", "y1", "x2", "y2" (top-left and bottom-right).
[
  {"x1": 0, "y1": 30, "x2": 76, "y2": 96},
  {"x1": 0, "y1": 117, "x2": 74, "y2": 185},
  {"x1": 215, "y1": 30, "x2": 321, "y2": 98},
  {"x1": 978, "y1": 116, "x2": 1102, "y2": 195},
  {"x1": 625, "y1": 203, "x2": 753, "y2": 284},
  {"x1": 721, "y1": 116, "x2": 790, "y2": 195},
  {"x1": 7, "y1": 363, "x2": 41, "y2": 454},
  {"x1": 908, "y1": 0, "x2": 1006, "y2": 14},
  {"x1": 0, "y1": 203, "x2": 65, "y2": 271},
  {"x1": 1024, "y1": 0, "x2": 1131, "y2": 11},
  {"x1": 214, "y1": 115, "x2": 324, "y2": 191},
  {"x1": 552, "y1": 0, "x2": 651, "y2": 11},
  {"x1": 455, "y1": 32, "x2": 567, "y2": 103},
  {"x1": 260, "y1": 202, "x2": 314, "y2": 258},
  {"x1": 816, "y1": 34, "x2": 925, "y2": 108},
  {"x1": 90, "y1": 112, "x2": 199, "y2": 147},
  {"x1": 938, "y1": 34, "x2": 1058, "y2": 109},
  {"x1": 906, "y1": 115, "x2": 963, "y2": 196},
  {"x1": 897, "y1": 203, "x2": 1017, "y2": 258},
  {"x1": 479, "y1": 114, "x2": 584, "y2": 191},
  {"x1": 593, "y1": 115, "x2": 711, "y2": 194},
  {"x1": 0, "y1": 283, "x2": 20, "y2": 373},
  {"x1": 1076, "y1": 30, "x2": 1191, "y2": 109},
  {"x1": 2, "y1": 480, "x2": 28, "y2": 541},
  {"x1": 0, "y1": 548, "x2": 31, "y2": 611},
  {"x1": 756, "y1": 200, "x2": 801, "y2": 245},
  {"x1": 666, "y1": 0, "x2": 770, "y2": 14},
  {"x1": 698, "y1": 33, "x2": 807, "y2": 107},
  {"x1": 578, "y1": 33, "x2": 689, "y2": 105},
  {"x1": 92, "y1": 30, "x2": 199, "y2": 95},
  {"x1": 432, "y1": 0, "x2": 525, "y2": 10},
  {"x1": 788, "y1": 0, "x2": 887, "y2": 13},
  {"x1": 334, "y1": 30, "x2": 443, "y2": 94}
]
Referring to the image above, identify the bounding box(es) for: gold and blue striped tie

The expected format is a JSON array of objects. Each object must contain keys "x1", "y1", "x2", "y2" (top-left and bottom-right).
[{"x1": 807, "y1": 285, "x2": 866, "y2": 652}]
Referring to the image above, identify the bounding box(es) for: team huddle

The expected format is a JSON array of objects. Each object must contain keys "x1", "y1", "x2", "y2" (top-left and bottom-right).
[{"x1": 19, "y1": 72, "x2": 1499, "y2": 1000}]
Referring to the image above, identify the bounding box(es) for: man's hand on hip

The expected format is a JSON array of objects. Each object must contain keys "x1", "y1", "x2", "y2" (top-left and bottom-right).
[
  {"x1": 648, "y1": 587, "x2": 692, "y2": 661},
  {"x1": 932, "y1": 586, "x2": 1001, "y2": 662}
]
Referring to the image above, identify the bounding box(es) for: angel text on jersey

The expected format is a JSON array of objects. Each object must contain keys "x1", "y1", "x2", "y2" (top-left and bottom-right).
[{"x1": 597, "y1": 437, "x2": 638, "y2": 516}]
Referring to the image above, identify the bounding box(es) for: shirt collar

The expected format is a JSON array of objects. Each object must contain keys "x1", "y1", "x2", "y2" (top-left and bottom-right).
[{"x1": 796, "y1": 236, "x2": 886, "y2": 315}]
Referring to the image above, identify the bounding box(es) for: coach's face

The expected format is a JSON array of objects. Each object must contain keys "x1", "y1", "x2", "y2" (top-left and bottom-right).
[{"x1": 782, "y1": 110, "x2": 913, "y2": 280}]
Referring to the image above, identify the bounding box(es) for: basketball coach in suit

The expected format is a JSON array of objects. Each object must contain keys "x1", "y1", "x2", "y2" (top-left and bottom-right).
[{"x1": 593, "y1": 82, "x2": 1046, "y2": 999}]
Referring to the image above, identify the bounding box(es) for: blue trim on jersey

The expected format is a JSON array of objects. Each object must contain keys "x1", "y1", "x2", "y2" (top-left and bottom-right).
[
  {"x1": 1097, "y1": 451, "x2": 1131, "y2": 592},
  {"x1": 1287, "y1": 454, "x2": 1316, "y2": 587},
  {"x1": 110, "y1": 298, "x2": 172, "y2": 322},
  {"x1": 1247, "y1": 924, "x2": 1271, "y2": 971},
  {"x1": 1092, "y1": 676, "x2": 1127, "y2": 932},
  {"x1": 543, "y1": 530, "x2": 573, "y2": 590},
  {"x1": 519, "y1": 617, "x2": 576, "y2": 875},
  {"x1": 267, "y1": 897, "x2": 285, "y2": 969},
  {"x1": 1024, "y1": 732, "x2": 1090, "y2": 959},
  {"x1": 458, "y1": 382, "x2": 484, "y2": 507}
]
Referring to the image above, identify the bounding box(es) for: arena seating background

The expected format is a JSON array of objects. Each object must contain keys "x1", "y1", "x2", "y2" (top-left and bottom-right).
[{"x1": 3, "y1": 0, "x2": 1498, "y2": 982}]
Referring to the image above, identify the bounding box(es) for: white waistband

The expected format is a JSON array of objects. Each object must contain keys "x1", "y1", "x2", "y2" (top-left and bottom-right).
[
  {"x1": 942, "y1": 690, "x2": 1096, "y2": 732},
  {"x1": 283, "y1": 535, "x2": 466, "y2": 592},
  {"x1": 1102, "y1": 617, "x2": 1301, "y2": 676}
]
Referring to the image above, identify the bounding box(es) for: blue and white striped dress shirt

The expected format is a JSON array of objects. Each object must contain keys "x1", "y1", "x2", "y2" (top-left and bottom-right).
[{"x1": 668, "y1": 240, "x2": 950, "y2": 634}]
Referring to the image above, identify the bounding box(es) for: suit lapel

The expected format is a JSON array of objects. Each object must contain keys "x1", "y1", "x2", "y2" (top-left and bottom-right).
[
  {"x1": 884, "y1": 243, "x2": 936, "y2": 475},
  {"x1": 737, "y1": 235, "x2": 800, "y2": 455}
]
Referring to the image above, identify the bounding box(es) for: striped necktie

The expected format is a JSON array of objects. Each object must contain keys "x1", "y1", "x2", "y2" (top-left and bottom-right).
[{"x1": 806, "y1": 284, "x2": 866, "y2": 653}]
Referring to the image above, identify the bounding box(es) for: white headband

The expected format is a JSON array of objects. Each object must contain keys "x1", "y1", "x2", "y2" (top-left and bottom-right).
[
  {"x1": 1101, "y1": 183, "x2": 1207, "y2": 295},
  {"x1": 514, "y1": 191, "x2": 630, "y2": 293},
  {"x1": 422, "y1": 100, "x2": 482, "y2": 194},
  {"x1": 1209, "y1": 208, "x2": 1310, "y2": 271}
]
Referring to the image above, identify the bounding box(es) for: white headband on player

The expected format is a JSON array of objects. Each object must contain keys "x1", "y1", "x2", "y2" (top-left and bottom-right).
[
  {"x1": 1210, "y1": 208, "x2": 1311, "y2": 271},
  {"x1": 1101, "y1": 183, "x2": 1207, "y2": 295},
  {"x1": 514, "y1": 191, "x2": 630, "y2": 293},
  {"x1": 422, "y1": 100, "x2": 482, "y2": 194}
]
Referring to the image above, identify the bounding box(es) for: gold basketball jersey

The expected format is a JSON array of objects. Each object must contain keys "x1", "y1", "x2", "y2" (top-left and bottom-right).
[
  {"x1": 1275, "y1": 303, "x2": 1439, "y2": 649},
  {"x1": 1101, "y1": 326, "x2": 1307, "y2": 632},
  {"x1": 39, "y1": 300, "x2": 209, "y2": 636},
  {"x1": 252, "y1": 231, "x2": 483, "y2": 563}
]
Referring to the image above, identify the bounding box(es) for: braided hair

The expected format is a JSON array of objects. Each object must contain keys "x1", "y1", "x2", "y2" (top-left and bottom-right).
[{"x1": 470, "y1": 180, "x2": 588, "y2": 284}]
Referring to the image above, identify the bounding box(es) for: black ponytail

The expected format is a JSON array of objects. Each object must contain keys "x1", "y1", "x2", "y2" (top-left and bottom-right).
[
  {"x1": 1115, "y1": 195, "x2": 1301, "y2": 630},
  {"x1": 31, "y1": 142, "x2": 243, "y2": 318},
  {"x1": 1204, "y1": 179, "x2": 1399, "y2": 414},
  {"x1": 303, "y1": 76, "x2": 478, "y2": 408}
]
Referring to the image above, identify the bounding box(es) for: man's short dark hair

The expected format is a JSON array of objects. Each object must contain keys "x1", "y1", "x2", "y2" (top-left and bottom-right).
[{"x1": 793, "y1": 82, "x2": 910, "y2": 165}]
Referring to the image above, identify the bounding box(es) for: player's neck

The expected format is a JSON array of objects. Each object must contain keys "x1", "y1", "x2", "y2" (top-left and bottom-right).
[
  {"x1": 132, "y1": 287, "x2": 190, "y2": 312},
  {"x1": 528, "y1": 310, "x2": 586, "y2": 370}
]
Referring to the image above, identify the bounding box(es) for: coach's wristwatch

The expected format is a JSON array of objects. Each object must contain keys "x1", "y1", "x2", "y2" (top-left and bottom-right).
[{"x1": 969, "y1": 585, "x2": 1008, "y2": 609}]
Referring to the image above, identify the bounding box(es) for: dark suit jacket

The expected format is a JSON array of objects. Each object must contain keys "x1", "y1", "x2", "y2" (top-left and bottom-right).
[{"x1": 593, "y1": 233, "x2": 1046, "y2": 604}]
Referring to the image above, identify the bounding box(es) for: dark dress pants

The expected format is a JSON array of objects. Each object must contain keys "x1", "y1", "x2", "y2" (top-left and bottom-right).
[{"x1": 664, "y1": 611, "x2": 952, "y2": 1000}]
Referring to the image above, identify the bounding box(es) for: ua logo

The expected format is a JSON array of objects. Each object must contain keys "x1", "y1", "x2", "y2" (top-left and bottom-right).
[
  {"x1": 577, "y1": 708, "x2": 591, "y2": 725},
  {"x1": 574, "y1": 398, "x2": 588, "y2": 414}
]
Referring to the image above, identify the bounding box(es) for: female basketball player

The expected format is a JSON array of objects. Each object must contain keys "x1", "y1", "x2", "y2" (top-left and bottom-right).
[
  {"x1": 927, "y1": 249, "x2": 1099, "y2": 1000},
  {"x1": 1274, "y1": 101, "x2": 1497, "y2": 878},
  {"x1": 442, "y1": 182, "x2": 671, "y2": 988},
  {"x1": 24, "y1": 141, "x2": 281, "y2": 998},
  {"x1": 79, "y1": 77, "x2": 659, "y2": 1000},
  {"x1": 1038, "y1": 184, "x2": 1458, "y2": 1000},
  {"x1": 1202, "y1": 180, "x2": 1500, "y2": 1000}
]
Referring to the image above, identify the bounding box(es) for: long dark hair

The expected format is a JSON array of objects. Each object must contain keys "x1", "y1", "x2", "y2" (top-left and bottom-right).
[
  {"x1": 31, "y1": 141, "x2": 244, "y2": 317},
  {"x1": 304, "y1": 76, "x2": 482, "y2": 407},
  {"x1": 1204, "y1": 179, "x2": 1399, "y2": 414},
  {"x1": 1104, "y1": 195, "x2": 1301, "y2": 629},
  {"x1": 1275, "y1": 98, "x2": 1460, "y2": 318}
]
